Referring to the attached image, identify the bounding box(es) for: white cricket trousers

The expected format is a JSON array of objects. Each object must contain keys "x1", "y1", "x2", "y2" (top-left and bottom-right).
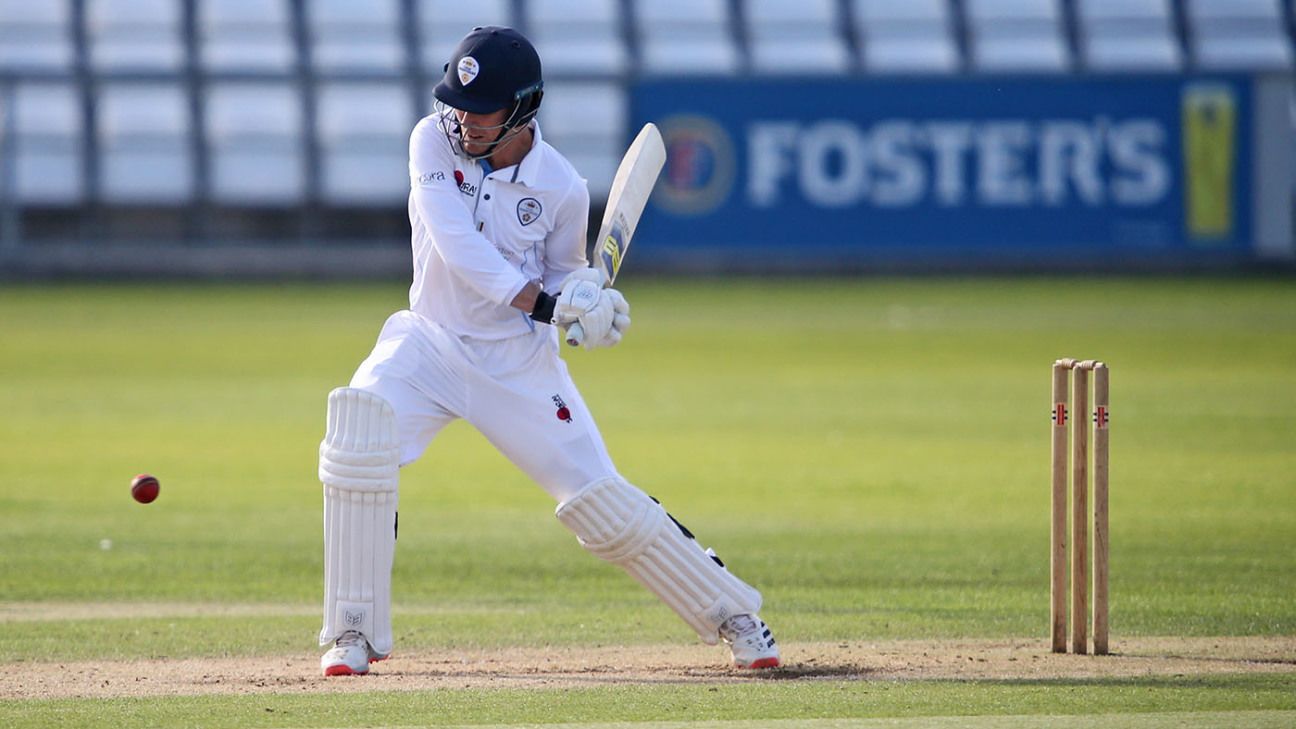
[{"x1": 349, "y1": 310, "x2": 619, "y2": 502}]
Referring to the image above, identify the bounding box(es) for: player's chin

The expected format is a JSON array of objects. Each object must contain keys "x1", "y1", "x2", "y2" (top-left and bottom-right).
[{"x1": 462, "y1": 140, "x2": 490, "y2": 156}]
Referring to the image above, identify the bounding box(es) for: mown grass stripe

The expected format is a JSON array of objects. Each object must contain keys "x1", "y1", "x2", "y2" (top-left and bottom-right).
[{"x1": 378, "y1": 714, "x2": 1296, "y2": 729}]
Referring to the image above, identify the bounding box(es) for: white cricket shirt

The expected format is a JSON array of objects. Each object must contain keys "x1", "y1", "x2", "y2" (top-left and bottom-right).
[{"x1": 407, "y1": 111, "x2": 589, "y2": 340}]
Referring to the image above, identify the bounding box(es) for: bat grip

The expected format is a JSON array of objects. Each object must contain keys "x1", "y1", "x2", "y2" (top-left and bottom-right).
[{"x1": 565, "y1": 321, "x2": 585, "y2": 347}]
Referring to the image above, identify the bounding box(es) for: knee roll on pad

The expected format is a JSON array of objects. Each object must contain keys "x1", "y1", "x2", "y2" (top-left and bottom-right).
[
  {"x1": 555, "y1": 478, "x2": 762, "y2": 644},
  {"x1": 319, "y1": 387, "x2": 401, "y2": 490},
  {"x1": 319, "y1": 387, "x2": 400, "y2": 656}
]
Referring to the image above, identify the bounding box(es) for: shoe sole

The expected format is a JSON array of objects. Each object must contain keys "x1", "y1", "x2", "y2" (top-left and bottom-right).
[
  {"x1": 323, "y1": 664, "x2": 368, "y2": 676},
  {"x1": 322, "y1": 654, "x2": 387, "y2": 677},
  {"x1": 737, "y1": 657, "x2": 781, "y2": 669}
]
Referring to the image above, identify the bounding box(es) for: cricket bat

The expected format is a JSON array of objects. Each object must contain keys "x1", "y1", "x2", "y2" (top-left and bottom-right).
[{"x1": 566, "y1": 122, "x2": 667, "y2": 347}]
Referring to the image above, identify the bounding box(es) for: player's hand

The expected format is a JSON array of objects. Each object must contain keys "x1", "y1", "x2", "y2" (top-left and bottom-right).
[
  {"x1": 554, "y1": 269, "x2": 605, "y2": 324},
  {"x1": 556, "y1": 269, "x2": 614, "y2": 347},
  {"x1": 556, "y1": 268, "x2": 629, "y2": 349},
  {"x1": 586, "y1": 289, "x2": 631, "y2": 348}
]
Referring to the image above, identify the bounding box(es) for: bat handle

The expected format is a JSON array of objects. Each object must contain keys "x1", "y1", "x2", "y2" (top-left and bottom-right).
[{"x1": 565, "y1": 321, "x2": 585, "y2": 347}]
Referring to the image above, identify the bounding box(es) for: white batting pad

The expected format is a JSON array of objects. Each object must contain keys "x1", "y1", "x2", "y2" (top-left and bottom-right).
[
  {"x1": 556, "y1": 478, "x2": 761, "y2": 644},
  {"x1": 319, "y1": 387, "x2": 400, "y2": 656}
]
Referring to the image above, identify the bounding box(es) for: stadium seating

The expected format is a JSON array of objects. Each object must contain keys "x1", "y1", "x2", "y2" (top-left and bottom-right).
[
  {"x1": 633, "y1": 0, "x2": 742, "y2": 75},
  {"x1": 306, "y1": 0, "x2": 405, "y2": 74},
  {"x1": 85, "y1": 0, "x2": 186, "y2": 72},
  {"x1": 853, "y1": 0, "x2": 961, "y2": 73},
  {"x1": 96, "y1": 83, "x2": 193, "y2": 203},
  {"x1": 198, "y1": 0, "x2": 297, "y2": 73},
  {"x1": 419, "y1": 0, "x2": 514, "y2": 73},
  {"x1": 525, "y1": 0, "x2": 629, "y2": 76},
  {"x1": 966, "y1": 0, "x2": 1071, "y2": 72},
  {"x1": 206, "y1": 83, "x2": 305, "y2": 204},
  {"x1": 9, "y1": 82, "x2": 83, "y2": 204},
  {"x1": 745, "y1": 0, "x2": 853, "y2": 74},
  {"x1": 1077, "y1": 0, "x2": 1181, "y2": 72},
  {"x1": 1188, "y1": 0, "x2": 1293, "y2": 70},
  {"x1": 314, "y1": 82, "x2": 414, "y2": 205},
  {"x1": 0, "y1": 0, "x2": 75, "y2": 73},
  {"x1": 0, "y1": 0, "x2": 1293, "y2": 216},
  {"x1": 538, "y1": 81, "x2": 627, "y2": 196}
]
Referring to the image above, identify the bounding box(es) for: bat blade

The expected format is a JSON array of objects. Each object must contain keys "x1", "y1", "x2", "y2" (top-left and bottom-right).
[{"x1": 567, "y1": 123, "x2": 666, "y2": 346}]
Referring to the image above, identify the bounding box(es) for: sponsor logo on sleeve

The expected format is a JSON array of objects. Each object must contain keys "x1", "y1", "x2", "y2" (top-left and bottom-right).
[{"x1": 454, "y1": 169, "x2": 476, "y2": 196}]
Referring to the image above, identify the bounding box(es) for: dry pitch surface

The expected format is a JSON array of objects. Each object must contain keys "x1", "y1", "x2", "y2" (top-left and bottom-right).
[
  {"x1": 11, "y1": 638, "x2": 1294, "y2": 700},
  {"x1": 3, "y1": 602, "x2": 1293, "y2": 701}
]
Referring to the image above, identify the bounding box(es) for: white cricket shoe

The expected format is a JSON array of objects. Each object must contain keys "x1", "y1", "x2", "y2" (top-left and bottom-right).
[
  {"x1": 321, "y1": 630, "x2": 387, "y2": 676},
  {"x1": 719, "y1": 614, "x2": 781, "y2": 669}
]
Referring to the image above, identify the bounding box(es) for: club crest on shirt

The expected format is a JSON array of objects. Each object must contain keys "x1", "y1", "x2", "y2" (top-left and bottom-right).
[
  {"x1": 457, "y1": 56, "x2": 479, "y2": 86},
  {"x1": 517, "y1": 198, "x2": 542, "y2": 226}
]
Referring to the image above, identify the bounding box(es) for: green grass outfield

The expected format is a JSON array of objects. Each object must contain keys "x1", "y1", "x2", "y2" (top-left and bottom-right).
[{"x1": 0, "y1": 277, "x2": 1293, "y2": 727}]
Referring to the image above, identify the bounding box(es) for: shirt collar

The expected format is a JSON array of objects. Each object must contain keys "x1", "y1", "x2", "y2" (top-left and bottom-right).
[{"x1": 503, "y1": 121, "x2": 543, "y2": 187}]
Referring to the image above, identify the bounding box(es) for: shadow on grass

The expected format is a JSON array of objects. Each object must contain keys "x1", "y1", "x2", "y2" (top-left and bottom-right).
[{"x1": 734, "y1": 663, "x2": 873, "y2": 680}]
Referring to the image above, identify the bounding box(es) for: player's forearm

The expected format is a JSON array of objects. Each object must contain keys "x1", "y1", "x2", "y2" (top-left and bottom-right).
[
  {"x1": 510, "y1": 281, "x2": 540, "y2": 312},
  {"x1": 511, "y1": 280, "x2": 557, "y2": 323}
]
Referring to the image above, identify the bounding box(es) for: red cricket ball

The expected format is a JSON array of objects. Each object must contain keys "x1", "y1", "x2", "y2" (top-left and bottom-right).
[{"x1": 131, "y1": 474, "x2": 160, "y2": 504}]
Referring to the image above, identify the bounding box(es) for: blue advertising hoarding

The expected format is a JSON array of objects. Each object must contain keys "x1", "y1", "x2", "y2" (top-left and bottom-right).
[{"x1": 632, "y1": 76, "x2": 1254, "y2": 269}]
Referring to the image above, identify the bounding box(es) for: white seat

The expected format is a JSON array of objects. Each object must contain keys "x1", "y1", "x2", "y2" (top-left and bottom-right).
[
  {"x1": 749, "y1": 39, "x2": 853, "y2": 74},
  {"x1": 206, "y1": 83, "x2": 305, "y2": 204},
  {"x1": 560, "y1": 149, "x2": 619, "y2": 201},
  {"x1": 198, "y1": 0, "x2": 296, "y2": 73},
  {"x1": 1188, "y1": 0, "x2": 1293, "y2": 70},
  {"x1": 854, "y1": 0, "x2": 960, "y2": 73},
  {"x1": 315, "y1": 83, "x2": 414, "y2": 205},
  {"x1": 746, "y1": 0, "x2": 852, "y2": 74},
  {"x1": 634, "y1": 0, "x2": 741, "y2": 75},
  {"x1": 0, "y1": 0, "x2": 75, "y2": 71},
  {"x1": 1084, "y1": 37, "x2": 1181, "y2": 71},
  {"x1": 10, "y1": 83, "x2": 83, "y2": 204},
  {"x1": 537, "y1": 81, "x2": 625, "y2": 197},
  {"x1": 418, "y1": 0, "x2": 513, "y2": 72},
  {"x1": 639, "y1": 40, "x2": 741, "y2": 76},
  {"x1": 1192, "y1": 0, "x2": 1287, "y2": 22},
  {"x1": 1196, "y1": 37, "x2": 1294, "y2": 69},
  {"x1": 967, "y1": 0, "x2": 1071, "y2": 72},
  {"x1": 974, "y1": 38, "x2": 1069, "y2": 71},
  {"x1": 97, "y1": 83, "x2": 193, "y2": 203},
  {"x1": 307, "y1": 0, "x2": 405, "y2": 73},
  {"x1": 86, "y1": 0, "x2": 185, "y2": 72},
  {"x1": 1077, "y1": 0, "x2": 1181, "y2": 71},
  {"x1": 863, "y1": 38, "x2": 961, "y2": 72},
  {"x1": 526, "y1": 0, "x2": 628, "y2": 76}
]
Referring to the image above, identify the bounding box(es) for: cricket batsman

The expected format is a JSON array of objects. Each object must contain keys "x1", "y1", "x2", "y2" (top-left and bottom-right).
[{"x1": 317, "y1": 26, "x2": 780, "y2": 676}]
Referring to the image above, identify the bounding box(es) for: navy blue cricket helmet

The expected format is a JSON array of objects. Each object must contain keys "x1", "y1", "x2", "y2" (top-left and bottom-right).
[{"x1": 433, "y1": 26, "x2": 543, "y2": 120}]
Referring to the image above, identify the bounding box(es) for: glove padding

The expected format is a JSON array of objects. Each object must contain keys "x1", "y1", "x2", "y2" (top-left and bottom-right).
[
  {"x1": 555, "y1": 269, "x2": 630, "y2": 349},
  {"x1": 588, "y1": 289, "x2": 630, "y2": 348}
]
